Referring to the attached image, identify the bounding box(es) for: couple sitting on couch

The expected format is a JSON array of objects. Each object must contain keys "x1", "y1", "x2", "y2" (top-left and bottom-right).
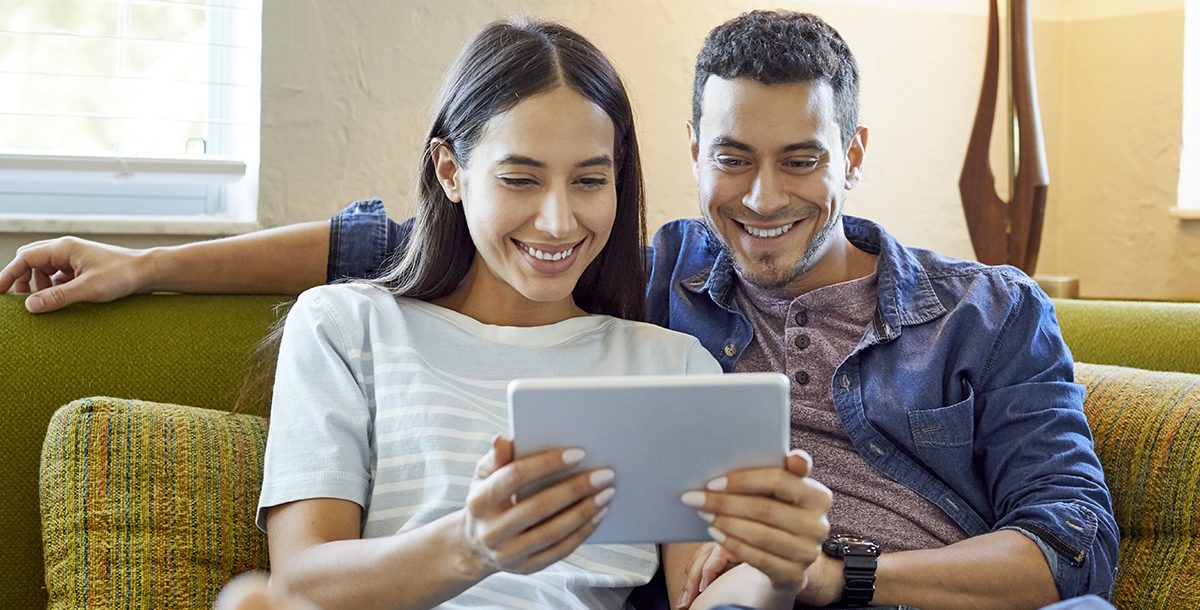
[{"x1": 2, "y1": 9, "x2": 1116, "y2": 610}]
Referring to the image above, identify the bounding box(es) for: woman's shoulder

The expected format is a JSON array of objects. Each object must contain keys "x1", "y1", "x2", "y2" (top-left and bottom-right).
[{"x1": 594, "y1": 316, "x2": 707, "y2": 349}]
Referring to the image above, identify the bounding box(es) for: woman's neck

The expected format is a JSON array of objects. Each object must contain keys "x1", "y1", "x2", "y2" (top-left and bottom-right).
[{"x1": 431, "y1": 265, "x2": 587, "y2": 327}]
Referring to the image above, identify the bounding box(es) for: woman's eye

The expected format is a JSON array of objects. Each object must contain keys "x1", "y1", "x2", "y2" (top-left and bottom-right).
[
  {"x1": 577, "y1": 177, "x2": 609, "y2": 188},
  {"x1": 499, "y1": 177, "x2": 537, "y2": 187}
]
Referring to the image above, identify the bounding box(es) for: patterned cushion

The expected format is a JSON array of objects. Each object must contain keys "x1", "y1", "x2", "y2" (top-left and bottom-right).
[
  {"x1": 1078, "y1": 363, "x2": 1200, "y2": 609},
  {"x1": 39, "y1": 397, "x2": 269, "y2": 610}
]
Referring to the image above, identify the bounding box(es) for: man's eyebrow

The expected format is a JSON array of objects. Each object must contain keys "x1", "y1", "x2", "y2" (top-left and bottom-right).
[
  {"x1": 709, "y1": 136, "x2": 826, "y2": 155},
  {"x1": 495, "y1": 155, "x2": 613, "y2": 169}
]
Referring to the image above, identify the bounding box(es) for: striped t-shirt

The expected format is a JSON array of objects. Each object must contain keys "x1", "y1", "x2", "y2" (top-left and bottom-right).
[{"x1": 257, "y1": 283, "x2": 721, "y2": 609}]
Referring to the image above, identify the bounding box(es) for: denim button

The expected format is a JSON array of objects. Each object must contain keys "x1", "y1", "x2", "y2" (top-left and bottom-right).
[
  {"x1": 723, "y1": 343, "x2": 737, "y2": 358},
  {"x1": 794, "y1": 334, "x2": 810, "y2": 350},
  {"x1": 794, "y1": 310, "x2": 808, "y2": 326},
  {"x1": 795, "y1": 371, "x2": 810, "y2": 385}
]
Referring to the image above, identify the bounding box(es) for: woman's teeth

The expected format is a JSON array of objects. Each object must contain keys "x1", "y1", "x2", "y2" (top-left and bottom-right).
[
  {"x1": 523, "y1": 244, "x2": 574, "y2": 261},
  {"x1": 743, "y1": 222, "x2": 795, "y2": 239}
]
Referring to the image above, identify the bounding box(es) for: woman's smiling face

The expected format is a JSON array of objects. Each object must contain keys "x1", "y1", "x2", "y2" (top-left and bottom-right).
[{"x1": 434, "y1": 85, "x2": 618, "y2": 325}]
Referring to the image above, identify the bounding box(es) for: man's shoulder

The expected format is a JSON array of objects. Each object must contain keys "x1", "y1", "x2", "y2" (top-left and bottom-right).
[{"x1": 648, "y1": 217, "x2": 720, "y2": 274}]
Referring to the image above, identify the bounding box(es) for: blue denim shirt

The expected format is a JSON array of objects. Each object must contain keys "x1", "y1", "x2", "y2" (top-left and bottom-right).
[{"x1": 328, "y1": 200, "x2": 1118, "y2": 600}]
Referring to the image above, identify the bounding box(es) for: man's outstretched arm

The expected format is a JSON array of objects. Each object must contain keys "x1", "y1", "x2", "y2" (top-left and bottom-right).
[{"x1": 0, "y1": 221, "x2": 329, "y2": 312}]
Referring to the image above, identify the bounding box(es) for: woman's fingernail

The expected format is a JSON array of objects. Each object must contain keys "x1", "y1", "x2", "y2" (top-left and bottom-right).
[
  {"x1": 25, "y1": 295, "x2": 43, "y2": 312},
  {"x1": 705, "y1": 476, "x2": 727, "y2": 492},
  {"x1": 676, "y1": 587, "x2": 691, "y2": 608},
  {"x1": 697, "y1": 511, "x2": 714, "y2": 523},
  {"x1": 592, "y1": 506, "x2": 609, "y2": 524},
  {"x1": 707, "y1": 526, "x2": 726, "y2": 543},
  {"x1": 680, "y1": 491, "x2": 705, "y2": 507},
  {"x1": 562, "y1": 448, "x2": 585, "y2": 465},
  {"x1": 590, "y1": 468, "x2": 614, "y2": 488},
  {"x1": 595, "y1": 487, "x2": 616, "y2": 507}
]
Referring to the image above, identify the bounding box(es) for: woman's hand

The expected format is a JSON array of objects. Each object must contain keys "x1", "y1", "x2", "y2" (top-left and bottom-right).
[
  {"x1": 455, "y1": 436, "x2": 615, "y2": 578},
  {"x1": 679, "y1": 449, "x2": 832, "y2": 601}
]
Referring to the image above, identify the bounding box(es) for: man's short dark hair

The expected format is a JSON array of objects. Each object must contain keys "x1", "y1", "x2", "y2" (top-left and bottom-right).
[{"x1": 692, "y1": 10, "x2": 860, "y2": 150}]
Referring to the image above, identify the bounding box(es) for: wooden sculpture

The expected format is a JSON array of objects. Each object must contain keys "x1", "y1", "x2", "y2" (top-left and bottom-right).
[{"x1": 960, "y1": 0, "x2": 1049, "y2": 274}]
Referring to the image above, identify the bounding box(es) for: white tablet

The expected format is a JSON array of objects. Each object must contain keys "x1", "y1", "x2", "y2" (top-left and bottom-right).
[{"x1": 507, "y1": 372, "x2": 789, "y2": 544}]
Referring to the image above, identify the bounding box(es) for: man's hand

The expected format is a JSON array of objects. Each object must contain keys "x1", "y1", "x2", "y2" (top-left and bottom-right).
[
  {"x1": 678, "y1": 449, "x2": 832, "y2": 604},
  {"x1": 0, "y1": 236, "x2": 150, "y2": 312}
]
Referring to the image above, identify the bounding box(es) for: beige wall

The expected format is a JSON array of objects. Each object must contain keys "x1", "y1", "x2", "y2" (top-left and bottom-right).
[
  {"x1": 1037, "y1": 8, "x2": 1200, "y2": 299},
  {"x1": 3, "y1": 1, "x2": 1196, "y2": 300}
]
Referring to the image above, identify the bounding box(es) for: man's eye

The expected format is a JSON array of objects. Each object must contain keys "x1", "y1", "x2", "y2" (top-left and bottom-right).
[
  {"x1": 499, "y1": 177, "x2": 537, "y2": 187},
  {"x1": 715, "y1": 156, "x2": 748, "y2": 167},
  {"x1": 785, "y1": 158, "x2": 820, "y2": 171}
]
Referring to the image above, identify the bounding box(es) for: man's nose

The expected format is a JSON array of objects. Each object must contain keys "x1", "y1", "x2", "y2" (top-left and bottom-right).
[
  {"x1": 533, "y1": 187, "x2": 578, "y2": 238},
  {"x1": 742, "y1": 169, "x2": 789, "y2": 216}
]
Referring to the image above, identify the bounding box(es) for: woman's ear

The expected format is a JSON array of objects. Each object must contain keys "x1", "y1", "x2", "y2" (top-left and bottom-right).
[{"x1": 430, "y1": 138, "x2": 463, "y2": 203}]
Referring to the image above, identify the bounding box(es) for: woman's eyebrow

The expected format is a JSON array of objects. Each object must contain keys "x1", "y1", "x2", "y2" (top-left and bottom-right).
[{"x1": 495, "y1": 154, "x2": 613, "y2": 169}]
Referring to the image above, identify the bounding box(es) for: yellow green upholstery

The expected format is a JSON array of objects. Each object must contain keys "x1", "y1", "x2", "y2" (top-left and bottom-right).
[
  {"x1": 1, "y1": 293, "x2": 284, "y2": 609},
  {"x1": 1078, "y1": 363, "x2": 1200, "y2": 608},
  {"x1": 1054, "y1": 299, "x2": 1200, "y2": 374},
  {"x1": 1, "y1": 293, "x2": 1198, "y2": 608},
  {"x1": 40, "y1": 397, "x2": 269, "y2": 609}
]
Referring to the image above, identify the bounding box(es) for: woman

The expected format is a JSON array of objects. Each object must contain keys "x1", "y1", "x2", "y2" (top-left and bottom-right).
[{"x1": 258, "y1": 17, "x2": 828, "y2": 610}]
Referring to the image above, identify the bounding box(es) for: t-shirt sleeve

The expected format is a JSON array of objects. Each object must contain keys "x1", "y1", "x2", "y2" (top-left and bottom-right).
[
  {"x1": 683, "y1": 337, "x2": 723, "y2": 375},
  {"x1": 256, "y1": 288, "x2": 373, "y2": 531}
]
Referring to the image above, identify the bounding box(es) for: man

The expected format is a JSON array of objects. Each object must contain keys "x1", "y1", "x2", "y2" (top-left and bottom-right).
[{"x1": 2, "y1": 10, "x2": 1115, "y2": 608}]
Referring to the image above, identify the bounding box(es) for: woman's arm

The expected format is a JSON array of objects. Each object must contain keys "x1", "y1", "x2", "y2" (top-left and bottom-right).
[{"x1": 266, "y1": 438, "x2": 616, "y2": 610}]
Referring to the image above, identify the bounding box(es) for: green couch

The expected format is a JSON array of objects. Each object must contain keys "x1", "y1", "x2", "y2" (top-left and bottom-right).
[{"x1": 3, "y1": 293, "x2": 1199, "y2": 608}]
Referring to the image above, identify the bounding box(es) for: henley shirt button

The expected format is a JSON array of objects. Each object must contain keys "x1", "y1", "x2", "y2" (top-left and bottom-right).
[
  {"x1": 795, "y1": 371, "x2": 811, "y2": 385},
  {"x1": 723, "y1": 343, "x2": 737, "y2": 358},
  {"x1": 794, "y1": 334, "x2": 811, "y2": 350},
  {"x1": 794, "y1": 310, "x2": 808, "y2": 326}
]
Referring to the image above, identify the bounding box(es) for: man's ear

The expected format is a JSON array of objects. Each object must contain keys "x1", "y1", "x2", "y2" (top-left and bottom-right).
[
  {"x1": 430, "y1": 138, "x2": 463, "y2": 203},
  {"x1": 844, "y1": 126, "x2": 869, "y2": 190},
  {"x1": 686, "y1": 120, "x2": 700, "y2": 180}
]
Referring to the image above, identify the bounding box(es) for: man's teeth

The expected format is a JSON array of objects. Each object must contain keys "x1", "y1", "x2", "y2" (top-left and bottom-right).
[
  {"x1": 744, "y1": 222, "x2": 795, "y2": 238},
  {"x1": 523, "y1": 244, "x2": 575, "y2": 261}
]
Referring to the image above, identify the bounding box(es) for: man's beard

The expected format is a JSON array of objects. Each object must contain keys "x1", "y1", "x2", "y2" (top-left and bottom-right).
[{"x1": 706, "y1": 209, "x2": 843, "y2": 290}]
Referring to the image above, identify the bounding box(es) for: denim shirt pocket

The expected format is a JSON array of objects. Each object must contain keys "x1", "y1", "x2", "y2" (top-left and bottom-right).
[{"x1": 908, "y1": 382, "x2": 975, "y2": 449}]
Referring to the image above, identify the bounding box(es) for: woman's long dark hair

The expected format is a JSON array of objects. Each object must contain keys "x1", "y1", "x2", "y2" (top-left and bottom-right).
[
  {"x1": 377, "y1": 17, "x2": 647, "y2": 319},
  {"x1": 236, "y1": 18, "x2": 646, "y2": 413}
]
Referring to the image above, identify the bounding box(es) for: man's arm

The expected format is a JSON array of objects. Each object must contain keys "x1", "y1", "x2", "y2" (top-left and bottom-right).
[{"x1": 0, "y1": 222, "x2": 329, "y2": 313}]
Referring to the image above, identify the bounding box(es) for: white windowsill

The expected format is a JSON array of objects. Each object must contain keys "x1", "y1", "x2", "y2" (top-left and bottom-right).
[
  {"x1": 0, "y1": 214, "x2": 260, "y2": 236},
  {"x1": 1169, "y1": 206, "x2": 1200, "y2": 220}
]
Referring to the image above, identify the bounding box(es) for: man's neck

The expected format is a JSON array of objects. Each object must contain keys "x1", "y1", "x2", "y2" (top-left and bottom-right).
[{"x1": 780, "y1": 233, "x2": 878, "y2": 297}]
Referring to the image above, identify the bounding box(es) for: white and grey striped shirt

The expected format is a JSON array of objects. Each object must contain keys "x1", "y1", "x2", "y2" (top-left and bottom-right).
[{"x1": 258, "y1": 283, "x2": 720, "y2": 609}]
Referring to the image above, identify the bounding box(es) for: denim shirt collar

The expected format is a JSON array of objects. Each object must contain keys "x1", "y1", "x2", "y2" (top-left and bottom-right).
[{"x1": 682, "y1": 215, "x2": 947, "y2": 340}]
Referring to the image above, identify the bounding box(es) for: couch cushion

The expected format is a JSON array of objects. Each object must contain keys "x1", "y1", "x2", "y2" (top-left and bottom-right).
[
  {"x1": 40, "y1": 397, "x2": 269, "y2": 610},
  {"x1": 1078, "y1": 362, "x2": 1200, "y2": 608}
]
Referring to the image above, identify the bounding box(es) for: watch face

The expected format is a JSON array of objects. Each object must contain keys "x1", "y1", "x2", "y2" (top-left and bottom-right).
[{"x1": 823, "y1": 534, "x2": 881, "y2": 558}]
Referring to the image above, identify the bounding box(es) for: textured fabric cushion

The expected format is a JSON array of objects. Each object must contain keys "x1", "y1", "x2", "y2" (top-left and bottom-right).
[
  {"x1": 40, "y1": 397, "x2": 269, "y2": 610},
  {"x1": 1078, "y1": 363, "x2": 1200, "y2": 608}
]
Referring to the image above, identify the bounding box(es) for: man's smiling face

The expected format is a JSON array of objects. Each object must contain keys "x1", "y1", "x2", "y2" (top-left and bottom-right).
[{"x1": 690, "y1": 76, "x2": 864, "y2": 291}]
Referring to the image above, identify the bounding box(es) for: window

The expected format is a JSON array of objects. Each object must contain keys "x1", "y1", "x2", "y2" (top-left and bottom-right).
[
  {"x1": 0, "y1": 0, "x2": 262, "y2": 233},
  {"x1": 1177, "y1": 0, "x2": 1200, "y2": 217}
]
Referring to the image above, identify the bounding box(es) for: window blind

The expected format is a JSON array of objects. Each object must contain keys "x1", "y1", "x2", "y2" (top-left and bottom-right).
[{"x1": 0, "y1": 0, "x2": 261, "y2": 222}]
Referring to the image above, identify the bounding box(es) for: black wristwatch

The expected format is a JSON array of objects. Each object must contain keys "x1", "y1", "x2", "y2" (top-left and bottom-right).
[{"x1": 822, "y1": 534, "x2": 880, "y2": 607}]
